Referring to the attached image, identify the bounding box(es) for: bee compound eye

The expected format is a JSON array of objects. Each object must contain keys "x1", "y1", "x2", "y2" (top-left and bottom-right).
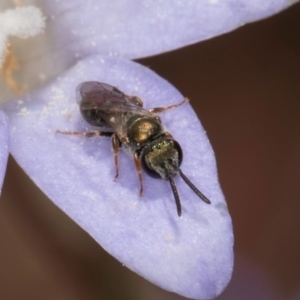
[
  {"x1": 172, "y1": 140, "x2": 183, "y2": 167},
  {"x1": 141, "y1": 151, "x2": 161, "y2": 179}
]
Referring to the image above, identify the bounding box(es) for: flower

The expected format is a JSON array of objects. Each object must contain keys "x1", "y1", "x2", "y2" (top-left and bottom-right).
[
  {"x1": 0, "y1": 110, "x2": 8, "y2": 193},
  {"x1": 0, "y1": 5, "x2": 45, "y2": 66},
  {"x1": 0, "y1": 0, "x2": 298, "y2": 299}
]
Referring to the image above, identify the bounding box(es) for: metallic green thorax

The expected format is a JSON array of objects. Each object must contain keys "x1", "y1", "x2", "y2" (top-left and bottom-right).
[{"x1": 126, "y1": 115, "x2": 163, "y2": 149}]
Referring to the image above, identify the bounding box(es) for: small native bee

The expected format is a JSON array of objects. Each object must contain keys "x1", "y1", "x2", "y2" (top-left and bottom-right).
[{"x1": 57, "y1": 81, "x2": 211, "y2": 216}]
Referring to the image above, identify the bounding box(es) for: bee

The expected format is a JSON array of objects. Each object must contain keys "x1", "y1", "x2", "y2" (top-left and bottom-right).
[{"x1": 57, "y1": 81, "x2": 211, "y2": 216}]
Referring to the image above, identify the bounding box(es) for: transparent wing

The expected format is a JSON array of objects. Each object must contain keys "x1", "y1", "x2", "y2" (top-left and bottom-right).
[
  {"x1": 76, "y1": 81, "x2": 152, "y2": 139},
  {"x1": 76, "y1": 81, "x2": 125, "y2": 105}
]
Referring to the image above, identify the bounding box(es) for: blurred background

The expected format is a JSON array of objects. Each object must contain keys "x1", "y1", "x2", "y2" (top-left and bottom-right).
[{"x1": 1, "y1": 3, "x2": 300, "y2": 300}]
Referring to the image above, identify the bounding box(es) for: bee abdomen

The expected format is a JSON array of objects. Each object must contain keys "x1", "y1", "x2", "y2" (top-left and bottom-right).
[{"x1": 80, "y1": 107, "x2": 109, "y2": 128}]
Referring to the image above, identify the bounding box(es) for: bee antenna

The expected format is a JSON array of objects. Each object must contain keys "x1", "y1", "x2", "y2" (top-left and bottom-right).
[
  {"x1": 167, "y1": 176, "x2": 182, "y2": 216},
  {"x1": 178, "y1": 169, "x2": 211, "y2": 204}
]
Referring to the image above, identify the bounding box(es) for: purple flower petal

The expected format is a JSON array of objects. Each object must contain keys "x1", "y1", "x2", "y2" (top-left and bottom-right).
[
  {"x1": 3, "y1": 56, "x2": 233, "y2": 299},
  {"x1": 1, "y1": 0, "x2": 297, "y2": 103},
  {"x1": 0, "y1": 110, "x2": 8, "y2": 193},
  {"x1": 42, "y1": 0, "x2": 297, "y2": 59}
]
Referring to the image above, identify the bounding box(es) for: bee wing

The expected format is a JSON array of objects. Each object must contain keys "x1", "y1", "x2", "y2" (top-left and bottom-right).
[
  {"x1": 77, "y1": 81, "x2": 153, "y2": 139},
  {"x1": 76, "y1": 81, "x2": 126, "y2": 106}
]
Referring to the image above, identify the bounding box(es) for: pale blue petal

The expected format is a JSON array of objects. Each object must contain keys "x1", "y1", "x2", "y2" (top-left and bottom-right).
[
  {"x1": 1, "y1": 0, "x2": 298, "y2": 103},
  {"x1": 0, "y1": 110, "x2": 8, "y2": 194},
  {"x1": 3, "y1": 56, "x2": 233, "y2": 299},
  {"x1": 42, "y1": 0, "x2": 298, "y2": 59}
]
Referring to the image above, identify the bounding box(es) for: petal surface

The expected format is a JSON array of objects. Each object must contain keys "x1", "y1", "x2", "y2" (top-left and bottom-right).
[
  {"x1": 3, "y1": 55, "x2": 233, "y2": 299},
  {"x1": 0, "y1": 110, "x2": 8, "y2": 194},
  {"x1": 1, "y1": 0, "x2": 299, "y2": 102},
  {"x1": 43, "y1": 0, "x2": 298, "y2": 59}
]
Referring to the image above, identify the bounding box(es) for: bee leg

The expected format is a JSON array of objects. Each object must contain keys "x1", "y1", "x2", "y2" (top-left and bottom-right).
[
  {"x1": 134, "y1": 152, "x2": 144, "y2": 196},
  {"x1": 111, "y1": 133, "x2": 120, "y2": 182},
  {"x1": 56, "y1": 130, "x2": 113, "y2": 138},
  {"x1": 149, "y1": 97, "x2": 189, "y2": 113}
]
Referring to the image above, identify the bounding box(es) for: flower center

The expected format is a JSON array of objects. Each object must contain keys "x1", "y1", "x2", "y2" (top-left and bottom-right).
[{"x1": 0, "y1": 1, "x2": 45, "y2": 95}]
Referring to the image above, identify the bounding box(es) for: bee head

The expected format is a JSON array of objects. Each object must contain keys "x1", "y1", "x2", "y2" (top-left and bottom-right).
[
  {"x1": 141, "y1": 137, "x2": 183, "y2": 180},
  {"x1": 141, "y1": 136, "x2": 211, "y2": 216},
  {"x1": 141, "y1": 137, "x2": 183, "y2": 216}
]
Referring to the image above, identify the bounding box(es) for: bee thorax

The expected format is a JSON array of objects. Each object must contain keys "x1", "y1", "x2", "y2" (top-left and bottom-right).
[{"x1": 127, "y1": 116, "x2": 163, "y2": 145}]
